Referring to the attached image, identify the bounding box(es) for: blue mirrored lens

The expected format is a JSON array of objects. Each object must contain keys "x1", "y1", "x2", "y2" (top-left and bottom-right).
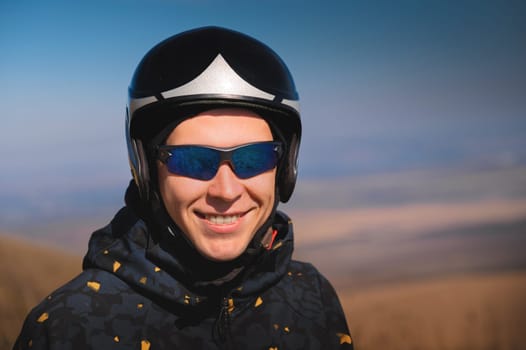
[
  {"x1": 231, "y1": 143, "x2": 279, "y2": 179},
  {"x1": 160, "y1": 142, "x2": 280, "y2": 180},
  {"x1": 166, "y1": 147, "x2": 219, "y2": 180}
]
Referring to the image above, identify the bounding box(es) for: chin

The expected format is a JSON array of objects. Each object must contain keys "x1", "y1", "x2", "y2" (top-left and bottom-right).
[{"x1": 201, "y1": 245, "x2": 246, "y2": 262}]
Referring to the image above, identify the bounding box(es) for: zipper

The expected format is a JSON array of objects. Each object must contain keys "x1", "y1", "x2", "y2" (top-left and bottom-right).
[{"x1": 214, "y1": 296, "x2": 233, "y2": 349}]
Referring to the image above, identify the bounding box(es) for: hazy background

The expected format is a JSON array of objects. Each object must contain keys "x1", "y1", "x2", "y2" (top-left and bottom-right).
[{"x1": 1, "y1": 1, "x2": 526, "y2": 349}]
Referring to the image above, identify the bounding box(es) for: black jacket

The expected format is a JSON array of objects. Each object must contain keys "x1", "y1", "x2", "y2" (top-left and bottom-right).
[{"x1": 14, "y1": 202, "x2": 352, "y2": 349}]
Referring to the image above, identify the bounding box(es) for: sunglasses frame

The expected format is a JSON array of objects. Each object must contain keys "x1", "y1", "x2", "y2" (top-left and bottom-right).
[{"x1": 156, "y1": 141, "x2": 283, "y2": 180}]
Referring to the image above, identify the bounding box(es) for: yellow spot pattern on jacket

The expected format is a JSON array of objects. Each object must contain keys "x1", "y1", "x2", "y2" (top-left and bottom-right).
[
  {"x1": 141, "y1": 339, "x2": 151, "y2": 350},
  {"x1": 113, "y1": 336, "x2": 120, "y2": 342},
  {"x1": 113, "y1": 261, "x2": 121, "y2": 272},
  {"x1": 337, "y1": 332, "x2": 352, "y2": 344},
  {"x1": 154, "y1": 266, "x2": 161, "y2": 272},
  {"x1": 272, "y1": 241, "x2": 283, "y2": 250},
  {"x1": 37, "y1": 313, "x2": 48, "y2": 323},
  {"x1": 255, "y1": 296, "x2": 263, "y2": 308},
  {"x1": 86, "y1": 281, "x2": 101, "y2": 292},
  {"x1": 227, "y1": 298, "x2": 235, "y2": 313},
  {"x1": 139, "y1": 276, "x2": 147, "y2": 284}
]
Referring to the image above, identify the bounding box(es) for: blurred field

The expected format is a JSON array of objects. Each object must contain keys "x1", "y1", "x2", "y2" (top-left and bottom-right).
[
  {"x1": 341, "y1": 272, "x2": 526, "y2": 350},
  {"x1": 0, "y1": 234, "x2": 81, "y2": 350},
  {"x1": 295, "y1": 213, "x2": 526, "y2": 349}
]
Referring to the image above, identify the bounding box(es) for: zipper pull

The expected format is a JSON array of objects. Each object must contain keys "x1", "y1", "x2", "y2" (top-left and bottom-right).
[{"x1": 214, "y1": 297, "x2": 234, "y2": 344}]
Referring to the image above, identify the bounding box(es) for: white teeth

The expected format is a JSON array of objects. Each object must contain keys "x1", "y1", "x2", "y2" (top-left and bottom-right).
[{"x1": 206, "y1": 214, "x2": 240, "y2": 225}]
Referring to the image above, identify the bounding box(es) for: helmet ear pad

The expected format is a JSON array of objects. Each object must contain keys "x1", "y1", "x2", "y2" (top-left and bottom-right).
[
  {"x1": 126, "y1": 107, "x2": 152, "y2": 201},
  {"x1": 261, "y1": 110, "x2": 301, "y2": 203},
  {"x1": 279, "y1": 133, "x2": 299, "y2": 202},
  {"x1": 133, "y1": 139, "x2": 151, "y2": 201}
]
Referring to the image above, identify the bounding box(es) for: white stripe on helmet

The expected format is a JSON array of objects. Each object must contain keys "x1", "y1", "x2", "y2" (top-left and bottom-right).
[
  {"x1": 161, "y1": 54, "x2": 274, "y2": 101},
  {"x1": 128, "y1": 54, "x2": 299, "y2": 117}
]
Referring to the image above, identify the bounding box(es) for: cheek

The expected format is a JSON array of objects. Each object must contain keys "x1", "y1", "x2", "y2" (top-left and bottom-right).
[
  {"x1": 157, "y1": 167, "x2": 202, "y2": 214},
  {"x1": 247, "y1": 171, "x2": 276, "y2": 205}
]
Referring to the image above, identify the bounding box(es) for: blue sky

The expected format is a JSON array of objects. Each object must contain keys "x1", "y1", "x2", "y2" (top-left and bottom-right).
[{"x1": 1, "y1": 0, "x2": 526, "y2": 229}]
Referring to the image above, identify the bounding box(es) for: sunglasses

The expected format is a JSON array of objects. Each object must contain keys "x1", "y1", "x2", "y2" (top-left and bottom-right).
[{"x1": 157, "y1": 141, "x2": 282, "y2": 180}]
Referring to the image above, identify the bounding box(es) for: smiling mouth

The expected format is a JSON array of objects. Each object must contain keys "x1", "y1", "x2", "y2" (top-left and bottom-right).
[
  {"x1": 205, "y1": 214, "x2": 241, "y2": 225},
  {"x1": 195, "y1": 211, "x2": 246, "y2": 225}
]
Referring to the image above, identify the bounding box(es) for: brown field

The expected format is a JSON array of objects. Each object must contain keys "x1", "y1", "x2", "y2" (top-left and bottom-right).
[
  {"x1": 0, "y1": 234, "x2": 81, "y2": 350},
  {"x1": 341, "y1": 272, "x2": 526, "y2": 350}
]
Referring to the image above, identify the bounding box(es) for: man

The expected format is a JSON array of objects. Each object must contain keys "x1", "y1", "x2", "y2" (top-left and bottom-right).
[{"x1": 15, "y1": 26, "x2": 353, "y2": 349}]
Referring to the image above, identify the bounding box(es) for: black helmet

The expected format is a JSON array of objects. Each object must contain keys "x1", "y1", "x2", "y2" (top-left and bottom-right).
[{"x1": 126, "y1": 26, "x2": 301, "y2": 203}]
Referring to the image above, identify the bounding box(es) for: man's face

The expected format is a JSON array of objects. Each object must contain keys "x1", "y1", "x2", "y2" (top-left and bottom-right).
[{"x1": 157, "y1": 108, "x2": 276, "y2": 262}]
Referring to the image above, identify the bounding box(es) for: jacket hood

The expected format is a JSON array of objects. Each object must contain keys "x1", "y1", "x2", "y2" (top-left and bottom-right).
[{"x1": 82, "y1": 191, "x2": 294, "y2": 313}]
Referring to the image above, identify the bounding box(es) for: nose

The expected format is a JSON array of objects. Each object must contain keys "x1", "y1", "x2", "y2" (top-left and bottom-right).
[{"x1": 207, "y1": 163, "x2": 244, "y2": 202}]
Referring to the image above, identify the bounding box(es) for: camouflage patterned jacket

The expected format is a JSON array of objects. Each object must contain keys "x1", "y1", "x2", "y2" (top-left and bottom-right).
[{"x1": 14, "y1": 205, "x2": 353, "y2": 350}]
